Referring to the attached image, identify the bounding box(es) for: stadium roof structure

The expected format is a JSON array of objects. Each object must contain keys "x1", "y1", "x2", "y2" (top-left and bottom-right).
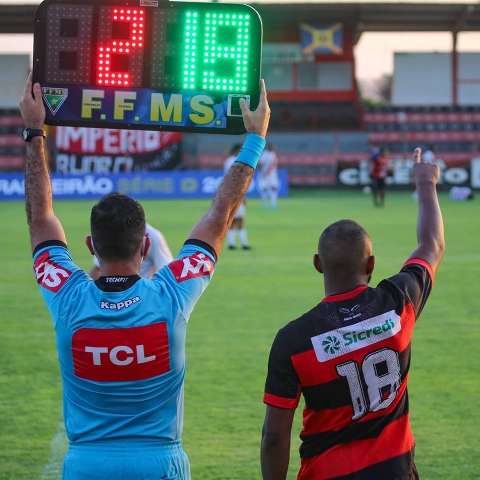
[
  {"x1": 1, "y1": 1, "x2": 480, "y2": 34},
  {"x1": 255, "y1": 2, "x2": 480, "y2": 35}
]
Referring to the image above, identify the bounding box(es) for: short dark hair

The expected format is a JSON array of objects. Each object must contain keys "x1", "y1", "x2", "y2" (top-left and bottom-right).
[
  {"x1": 91, "y1": 193, "x2": 146, "y2": 260},
  {"x1": 318, "y1": 220, "x2": 371, "y2": 276}
]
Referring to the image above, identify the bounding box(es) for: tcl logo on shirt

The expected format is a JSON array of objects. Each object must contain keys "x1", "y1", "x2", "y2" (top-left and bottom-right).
[
  {"x1": 34, "y1": 251, "x2": 71, "y2": 292},
  {"x1": 168, "y1": 252, "x2": 214, "y2": 283},
  {"x1": 72, "y1": 323, "x2": 170, "y2": 382}
]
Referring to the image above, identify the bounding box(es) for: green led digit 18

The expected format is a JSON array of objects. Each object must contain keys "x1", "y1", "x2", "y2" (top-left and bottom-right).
[{"x1": 182, "y1": 9, "x2": 251, "y2": 92}]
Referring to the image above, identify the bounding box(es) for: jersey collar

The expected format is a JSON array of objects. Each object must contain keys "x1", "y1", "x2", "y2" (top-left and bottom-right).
[
  {"x1": 95, "y1": 275, "x2": 141, "y2": 292},
  {"x1": 322, "y1": 285, "x2": 368, "y2": 303}
]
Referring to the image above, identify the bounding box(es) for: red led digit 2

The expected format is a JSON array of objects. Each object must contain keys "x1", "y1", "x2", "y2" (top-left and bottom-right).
[{"x1": 96, "y1": 7, "x2": 145, "y2": 87}]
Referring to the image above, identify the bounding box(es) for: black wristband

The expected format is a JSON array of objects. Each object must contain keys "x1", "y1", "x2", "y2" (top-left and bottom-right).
[{"x1": 22, "y1": 128, "x2": 46, "y2": 142}]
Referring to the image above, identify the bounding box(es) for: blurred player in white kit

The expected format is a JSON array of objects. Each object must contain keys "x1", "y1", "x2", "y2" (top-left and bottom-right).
[
  {"x1": 258, "y1": 143, "x2": 280, "y2": 208},
  {"x1": 224, "y1": 144, "x2": 251, "y2": 250},
  {"x1": 90, "y1": 223, "x2": 173, "y2": 279}
]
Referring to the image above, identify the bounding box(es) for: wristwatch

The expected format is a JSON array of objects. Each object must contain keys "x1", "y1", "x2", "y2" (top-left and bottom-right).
[{"x1": 22, "y1": 128, "x2": 46, "y2": 142}]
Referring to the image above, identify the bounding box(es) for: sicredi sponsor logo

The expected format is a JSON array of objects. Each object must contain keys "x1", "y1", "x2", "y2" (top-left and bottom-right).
[
  {"x1": 100, "y1": 296, "x2": 141, "y2": 311},
  {"x1": 311, "y1": 310, "x2": 401, "y2": 362}
]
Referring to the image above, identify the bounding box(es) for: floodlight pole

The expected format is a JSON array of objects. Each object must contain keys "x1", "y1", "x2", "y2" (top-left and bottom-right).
[{"x1": 451, "y1": 30, "x2": 458, "y2": 107}]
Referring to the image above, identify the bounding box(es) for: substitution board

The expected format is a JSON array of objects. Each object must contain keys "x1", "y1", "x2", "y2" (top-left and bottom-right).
[{"x1": 32, "y1": 0, "x2": 263, "y2": 134}]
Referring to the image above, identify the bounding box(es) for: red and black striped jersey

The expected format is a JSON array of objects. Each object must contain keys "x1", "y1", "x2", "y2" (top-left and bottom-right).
[{"x1": 264, "y1": 258, "x2": 434, "y2": 480}]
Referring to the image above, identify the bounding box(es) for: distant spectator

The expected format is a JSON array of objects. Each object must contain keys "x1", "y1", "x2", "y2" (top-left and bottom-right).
[{"x1": 370, "y1": 146, "x2": 389, "y2": 207}]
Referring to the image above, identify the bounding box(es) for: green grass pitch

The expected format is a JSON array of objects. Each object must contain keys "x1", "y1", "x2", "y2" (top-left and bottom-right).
[{"x1": 0, "y1": 190, "x2": 479, "y2": 479}]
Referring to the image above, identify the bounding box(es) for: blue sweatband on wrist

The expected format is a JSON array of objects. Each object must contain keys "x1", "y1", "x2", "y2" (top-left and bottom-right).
[{"x1": 234, "y1": 133, "x2": 266, "y2": 169}]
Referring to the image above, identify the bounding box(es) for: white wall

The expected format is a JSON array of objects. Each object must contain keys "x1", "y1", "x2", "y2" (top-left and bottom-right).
[
  {"x1": 393, "y1": 51, "x2": 480, "y2": 106},
  {"x1": 458, "y1": 53, "x2": 480, "y2": 105},
  {"x1": 393, "y1": 52, "x2": 452, "y2": 106},
  {"x1": 0, "y1": 54, "x2": 30, "y2": 108}
]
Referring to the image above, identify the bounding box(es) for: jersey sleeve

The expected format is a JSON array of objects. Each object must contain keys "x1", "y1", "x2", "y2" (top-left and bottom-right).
[
  {"x1": 32, "y1": 240, "x2": 85, "y2": 325},
  {"x1": 379, "y1": 257, "x2": 434, "y2": 318},
  {"x1": 153, "y1": 239, "x2": 216, "y2": 320},
  {"x1": 264, "y1": 328, "x2": 301, "y2": 410}
]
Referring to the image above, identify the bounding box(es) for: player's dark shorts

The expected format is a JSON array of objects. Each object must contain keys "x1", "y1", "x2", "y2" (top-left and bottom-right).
[
  {"x1": 372, "y1": 177, "x2": 386, "y2": 190},
  {"x1": 63, "y1": 442, "x2": 190, "y2": 480}
]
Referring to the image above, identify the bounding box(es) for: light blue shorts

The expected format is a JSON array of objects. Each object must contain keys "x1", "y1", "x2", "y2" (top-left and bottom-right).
[{"x1": 62, "y1": 442, "x2": 190, "y2": 480}]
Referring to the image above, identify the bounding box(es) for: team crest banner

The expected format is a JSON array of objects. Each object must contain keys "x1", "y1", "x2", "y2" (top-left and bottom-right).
[{"x1": 300, "y1": 23, "x2": 343, "y2": 55}]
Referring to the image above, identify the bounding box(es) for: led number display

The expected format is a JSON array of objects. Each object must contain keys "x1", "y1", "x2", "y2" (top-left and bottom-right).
[{"x1": 33, "y1": 0, "x2": 263, "y2": 134}]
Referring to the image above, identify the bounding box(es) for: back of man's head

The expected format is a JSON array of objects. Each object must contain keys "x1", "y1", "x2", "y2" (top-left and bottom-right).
[
  {"x1": 318, "y1": 219, "x2": 372, "y2": 278},
  {"x1": 91, "y1": 193, "x2": 146, "y2": 261}
]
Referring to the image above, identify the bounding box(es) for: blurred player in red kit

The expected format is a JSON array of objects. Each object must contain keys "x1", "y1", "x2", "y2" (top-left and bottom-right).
[
  {"x1": 261, "y1": 147, "x2": 445, "y2": 480},
  {"x1": 370, "y1": 147, "x2": 389, "y2": 207}
]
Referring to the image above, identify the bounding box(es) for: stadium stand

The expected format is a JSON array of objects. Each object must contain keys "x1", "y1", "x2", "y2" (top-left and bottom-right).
[
  {"x1": 184, "y1": 103, "x2": 479, "y2": 186},
  {"x1": 0, "y1": 2, "x2": 479, "y2": 188},
  {"x1": 0, "y1": 109, "x2": 24, "y2": 171}
]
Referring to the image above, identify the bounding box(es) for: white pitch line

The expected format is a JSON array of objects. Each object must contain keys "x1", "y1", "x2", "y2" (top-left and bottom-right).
[{"x1": 39, "y1": 420, "x2": 67, "y2": 480}]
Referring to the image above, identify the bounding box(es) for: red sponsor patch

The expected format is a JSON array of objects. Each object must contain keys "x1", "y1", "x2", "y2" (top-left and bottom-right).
[
  {"x1": 33, "y1": 251, "x2": 72, "y2": 293},
  {"x1": 72, "y1": 323, "x2": 170, "y2": 382},
  {"x1": 168, "y1": 251, "x2": 214, "y2": 283}
]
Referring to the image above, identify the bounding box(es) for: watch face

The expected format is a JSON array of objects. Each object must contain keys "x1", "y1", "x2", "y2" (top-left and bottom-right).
[{"x1": 22, "y1": 129, "x2": 29, "y2": 141}]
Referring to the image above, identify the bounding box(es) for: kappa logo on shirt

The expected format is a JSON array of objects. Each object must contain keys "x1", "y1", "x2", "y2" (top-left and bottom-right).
[
  {"x1": 100, "y1": 296, "x2": 141, "y2": 311},
  {"x1": 168, "y1": 252, "x2": 214, "y2": 283},
  {"x1": 33, "y1": 251, "x2": 71, "y2": 293}
]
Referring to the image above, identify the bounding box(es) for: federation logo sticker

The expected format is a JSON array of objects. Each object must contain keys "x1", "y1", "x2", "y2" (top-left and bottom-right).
[{"x1": 42, "y1": 87, "x2": 68, "y2": 116}]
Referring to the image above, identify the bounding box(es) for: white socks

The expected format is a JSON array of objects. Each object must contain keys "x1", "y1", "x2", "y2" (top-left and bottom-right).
[
  {"x1": 227, "y1": 230, "x2": 237, "y2": 247},
  {"x1": 270, "y1": 189, "x2": 278, "y2": 208},
  {"x1": 239, "y1": 229, "x2": 249, "y2": 247},
  {"x1": 227, "y1": 229, "x2": 249, "y2": 248}
]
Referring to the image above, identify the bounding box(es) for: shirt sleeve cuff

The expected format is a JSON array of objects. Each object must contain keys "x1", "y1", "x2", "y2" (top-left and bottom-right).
[
  {"x1": 263, "y1": 392, "x2": 300, "y2": 410},
  {"x1": 183, "y1": 239, "x2": 218, "y2": 263},
  {"x1": 32, "y1": 240, "x2": 68, "y2": 257},
  {"x1": 404, "y1": 257, "x2": 435, "y2": 283}
]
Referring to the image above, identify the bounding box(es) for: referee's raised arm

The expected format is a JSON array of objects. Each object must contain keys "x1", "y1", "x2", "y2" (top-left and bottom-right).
[
  {"x1": 19, "y1": 73, "x2": 67, "y2": 251},
  {"x1": 187, "y1": 80, "x2": 271, "y2": 256}
]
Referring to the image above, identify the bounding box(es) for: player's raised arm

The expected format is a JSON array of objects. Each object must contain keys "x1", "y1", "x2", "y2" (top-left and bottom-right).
[
  {"x1": 19, "y1": 73, "x2": 66, "y2": 250},
  {"x1": 187, "y1": 80, "x2": 270, "y2": 256},
  {"x1": 408, "y1": 147, "x2": 445, "y2": 276}
]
